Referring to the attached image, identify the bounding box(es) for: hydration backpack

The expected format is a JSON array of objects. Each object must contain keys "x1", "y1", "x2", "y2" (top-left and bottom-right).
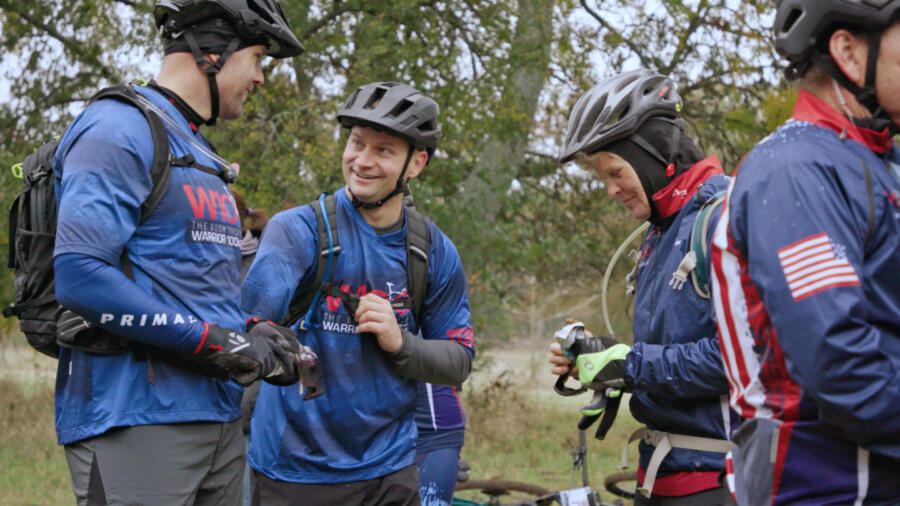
[
  {"x1": 283, "y1": 192, "x2": 430, "y2": 331},
  {"x1": 4, "y1": 85, "x2": 230, "y2": 381}
]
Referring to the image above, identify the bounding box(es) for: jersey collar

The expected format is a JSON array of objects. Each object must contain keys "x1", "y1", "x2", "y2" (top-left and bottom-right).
[
  {"x1": 792, "y1": 90, "x2": 894, "y2": 154},
  {"x1": 651, "y1": 155, "x2": 725, "y2": 220}
]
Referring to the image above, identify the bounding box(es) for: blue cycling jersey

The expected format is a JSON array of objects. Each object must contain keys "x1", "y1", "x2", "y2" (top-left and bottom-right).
[
  {"x1": 243, "y1": 189, "x2": 474, "y2": 483},
  {"x1": 52, "y1": 87, "x2": 243, "y2": 445}
]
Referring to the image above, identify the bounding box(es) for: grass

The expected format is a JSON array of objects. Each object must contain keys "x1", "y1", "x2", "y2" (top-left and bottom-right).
[
  {"x1": 0, "y1": 339, "x2": 70, "y2": 506},
  {"x1": 457, "y1": 344, "x2": 640, "y2": 503},
  {"x1": 0, "y1": 336, "x2": 639, "y2": 505}
]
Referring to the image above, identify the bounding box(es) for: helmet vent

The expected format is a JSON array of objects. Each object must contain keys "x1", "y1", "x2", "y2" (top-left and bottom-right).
[
  {"x1": 344, "y1": 89, "x2": 360, "y2": 110},
  {"x1": 577, "y1": 100, "x2": 604, "y2": 142},
  {"x1": 365, "y1": 87, "x2": 387, "y2": 109},
  {"x1": 389, "y1": 99, "x2": 414, "y2": 118},
  {"x1": 783, "y1": 8, "x2": 802, "y2": 33},
  {"x1": 615, "y1": 104, "x2": 631, "y2": 123},
  {"x1": 248, "y1": 2, "x2": 276, "y2": 25}
]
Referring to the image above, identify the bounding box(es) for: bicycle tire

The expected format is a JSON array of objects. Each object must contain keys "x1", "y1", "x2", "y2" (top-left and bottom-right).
[
  {"x1": 455, "y1": 479, "x2": 550, "y2": 500},
  {"x1": 603, "y1": 470, "x2": 637, "y2": 499}
]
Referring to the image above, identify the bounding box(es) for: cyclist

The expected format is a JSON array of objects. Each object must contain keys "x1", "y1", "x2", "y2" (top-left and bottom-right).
[
  {"x1": 52, "y1": 1, "x2": 303, "y2": 503},
  {"x1": 416, "y1": 380, "x2": 467, "y2": 505},
  {"x1": 242, "y1": 81, "x2": 476, "y2": 505},
  {"x1": 550, "y1": 69, "x2": 736, "y2": 506},
  {"x1": 710, "y1": 1, "x2": 900, "y2": 503}
]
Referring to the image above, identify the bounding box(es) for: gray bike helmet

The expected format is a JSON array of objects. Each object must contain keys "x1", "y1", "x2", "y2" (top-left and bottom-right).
[
  {"x1": 154, "y1": 0, "x2": 302, "y2": 123},
  {"x1": 338, "y1": 82, "x2": 440, "y2": 157},
  {"x1": 559, "y1": 70, "x2": 681, "y2": 164},
  {"x1": 775, "y1": 0, "x2": 900, "y2": 118},
  {"x1": 337, "y1": 82, "x2": 441, "y2": 209}
]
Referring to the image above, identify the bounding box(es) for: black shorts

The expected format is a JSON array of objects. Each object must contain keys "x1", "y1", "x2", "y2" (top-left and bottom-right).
[{"x1": 251, "y1": 463, "x2": 420, "y2": 506}]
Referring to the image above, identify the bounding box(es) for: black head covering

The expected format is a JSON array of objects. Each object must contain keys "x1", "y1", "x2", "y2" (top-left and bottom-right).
[
  {"x1": 163, "y1": 17, "x2": 266, "y2": 55},
  {"x1": 604, "y1": 117, "x2": 704, "y2": 227}
]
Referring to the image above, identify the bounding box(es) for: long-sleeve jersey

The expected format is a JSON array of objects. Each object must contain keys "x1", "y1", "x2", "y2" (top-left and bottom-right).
[
  {"x1": 626, "y1": 156, "x2": 736, "y2": 496},
  {"x1": 242, "y1": 189, "x2": 475, "y2": 484},
  {"x1": 711, "y1": 90, "x2": 900, "y2": 505},
  {"x1": 51, "y1": 87, "x2": 243, "y2": 445}
]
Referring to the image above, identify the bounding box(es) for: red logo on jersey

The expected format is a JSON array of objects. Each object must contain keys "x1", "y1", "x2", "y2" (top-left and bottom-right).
[
  {"x1": 325, "y1": 284, "x2": 394, "y2": 312},
  {"x1": 182, "y1": 185, "x2": 239, "y2": 224}
]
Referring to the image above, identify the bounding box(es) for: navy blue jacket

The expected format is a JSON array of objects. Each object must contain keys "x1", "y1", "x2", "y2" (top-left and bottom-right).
[
  {"x1": 711, "y1": 90, "x2": 900, "y2": 504},
  {"x1": 627, "y1": 156, "x2": 735, "y2": 483}
]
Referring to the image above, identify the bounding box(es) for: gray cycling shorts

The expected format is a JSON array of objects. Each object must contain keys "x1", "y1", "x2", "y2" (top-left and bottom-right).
[{"x1": 64, "y1": 420, "x2": 244, "y2": 506}]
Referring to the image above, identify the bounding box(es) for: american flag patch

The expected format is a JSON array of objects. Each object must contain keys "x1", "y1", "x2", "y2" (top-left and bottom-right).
[{"x1": 778, "y1": 233, "x2": 860, "y2": 301}]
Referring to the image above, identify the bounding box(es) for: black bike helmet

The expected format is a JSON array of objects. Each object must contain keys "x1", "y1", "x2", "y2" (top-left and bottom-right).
[
  {"x1": 154, "y1": 0, "x2": 302, "y2": 123},
  {"x1": 337, "y1": 82, "x2": 441, "y2": 209},
  {"x1": 775, "y1": 0, "x2": 900, "y2": 118},
  {"x1": 558, "y1": 69, "x2": 681, "y2": 164}
]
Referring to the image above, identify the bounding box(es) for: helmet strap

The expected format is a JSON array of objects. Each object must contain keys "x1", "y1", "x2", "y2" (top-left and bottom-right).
[
  {"x1": 184, "y1": 31, "x2": 242, "y2": 126},
  {"x1": 351, "y1": 145, "x2": 415, "y2": 209}
]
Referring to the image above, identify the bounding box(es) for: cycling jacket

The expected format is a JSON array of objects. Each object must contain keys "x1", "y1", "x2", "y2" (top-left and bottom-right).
[
  {"x1": 627, "y1": 156, "x2": 736, "y2": 494},
  {"x1": 242, "y1": 189, "x2": 475, "y2": 484},
  {"x1": 711, "y1": 90, "x2": 900, "y2": 505}
]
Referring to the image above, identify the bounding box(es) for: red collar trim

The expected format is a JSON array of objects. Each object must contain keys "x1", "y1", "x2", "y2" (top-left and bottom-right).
[
  {"x1": 652, "y1": 155, "x2": 725, "y2": 219},
  {"x1": 792, "y1": 90, "x2": 893, "y2": 154}
]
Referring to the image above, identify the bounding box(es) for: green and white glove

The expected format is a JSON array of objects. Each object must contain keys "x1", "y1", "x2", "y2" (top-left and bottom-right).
[{"x1": 575, "y1": 343, "x2": 631, "y2": 391}]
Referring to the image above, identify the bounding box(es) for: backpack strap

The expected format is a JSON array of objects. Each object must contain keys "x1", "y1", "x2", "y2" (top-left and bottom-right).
[
  {"x1": 688, "y1": 190, "x2": 727, "y2": 299},
  {"x1": 283, "y1": 193, "x2": 340, "y2": 328},
  {"x1": 88, "y1": 85, "x2": 171, "y2": 225},
  {"x1": 404, "y1": 206, "x2": 430, "y2": 327},
  {"x1": 281, "y1": 194, "x2": 432, "y2": 331}
]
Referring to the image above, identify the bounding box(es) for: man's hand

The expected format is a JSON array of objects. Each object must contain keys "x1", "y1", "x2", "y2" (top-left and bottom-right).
[
  {"x1": 549, "y1": 341, "x2": 577, "y2": 376},
  {"x1": 245, "y1": 319, "x2": 304, "y2": 386},
  {"x1": 194, "y1": 321, "x2": 301, "y2": 386},
  {"x1": 355, "y1": 293, "x2": 404, "y2": 353}
]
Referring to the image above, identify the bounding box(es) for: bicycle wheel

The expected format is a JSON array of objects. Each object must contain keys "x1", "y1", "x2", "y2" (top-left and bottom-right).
[
  {"x1": 454, "y1": 479, "x2": 550, "y2": 505},
  {"x1": 603, "y1": 470, "x2": 637, "y2": 499}
]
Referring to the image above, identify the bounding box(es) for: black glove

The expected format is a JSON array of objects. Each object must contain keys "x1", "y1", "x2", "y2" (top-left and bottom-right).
[
  {"x1": 245, "y1": 318, "x2": 305, "y2": 386},
  {"x1": 194, "y1": 321, "x2": 301, "y2": 386}
]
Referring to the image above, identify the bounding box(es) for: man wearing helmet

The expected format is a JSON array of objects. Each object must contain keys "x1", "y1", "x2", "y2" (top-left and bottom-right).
[
  {"x1": 550, "y1": 69, "x2": 736, "y2": 505},
  {"x1": 710, "y1": 1, "x2": 900, "y2": 503},
  {"x1": 51, "y1": 1, "x2": 304, "y2": 504},
  {"x1": 241, "y1": 82, "x2": 475, "y2": 505}
]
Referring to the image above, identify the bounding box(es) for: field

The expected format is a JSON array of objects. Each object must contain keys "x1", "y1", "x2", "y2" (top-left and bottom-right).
[{"x1": 0, "y1": 336, "x2": 639, "y2": 505}]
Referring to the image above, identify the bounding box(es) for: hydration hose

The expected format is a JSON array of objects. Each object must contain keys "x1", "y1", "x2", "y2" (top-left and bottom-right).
[{"x1": 601, "y1": 222, "x2": 649, "y2": 339}]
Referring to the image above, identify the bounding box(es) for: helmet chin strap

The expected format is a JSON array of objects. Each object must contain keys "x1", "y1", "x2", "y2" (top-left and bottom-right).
[
  {"x1": 183, "y1": 30, "x2": 241, "y2": 126},
  {"x1": 350, "y1": 146, "x2": 415, "y2": 210}
]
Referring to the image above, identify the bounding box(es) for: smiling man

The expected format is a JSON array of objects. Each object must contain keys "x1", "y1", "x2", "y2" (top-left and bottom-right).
[{"x1": 241, "y1": 81, "x2": 475, "y2": 505}]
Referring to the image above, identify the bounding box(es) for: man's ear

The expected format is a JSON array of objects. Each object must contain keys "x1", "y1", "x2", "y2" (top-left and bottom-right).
[
  {"x1": 404, "y1": 149, "x2": 429, "y2": 180},
  {"x1": 829, "y1": 28, "x2": 869, "y2": 87}
]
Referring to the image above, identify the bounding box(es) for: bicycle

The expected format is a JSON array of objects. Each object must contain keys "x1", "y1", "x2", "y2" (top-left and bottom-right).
[{"x1": 451, "y1": 429, "x2": 637, "y2": 506}]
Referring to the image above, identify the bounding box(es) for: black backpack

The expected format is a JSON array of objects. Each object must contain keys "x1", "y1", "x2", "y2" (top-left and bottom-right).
[
  {"x1": 4, "y1": 85, "x2": 229, "y2": 379},
  {"x1": 283, "y1": 192, "x2": 430, "y2": 332}
]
